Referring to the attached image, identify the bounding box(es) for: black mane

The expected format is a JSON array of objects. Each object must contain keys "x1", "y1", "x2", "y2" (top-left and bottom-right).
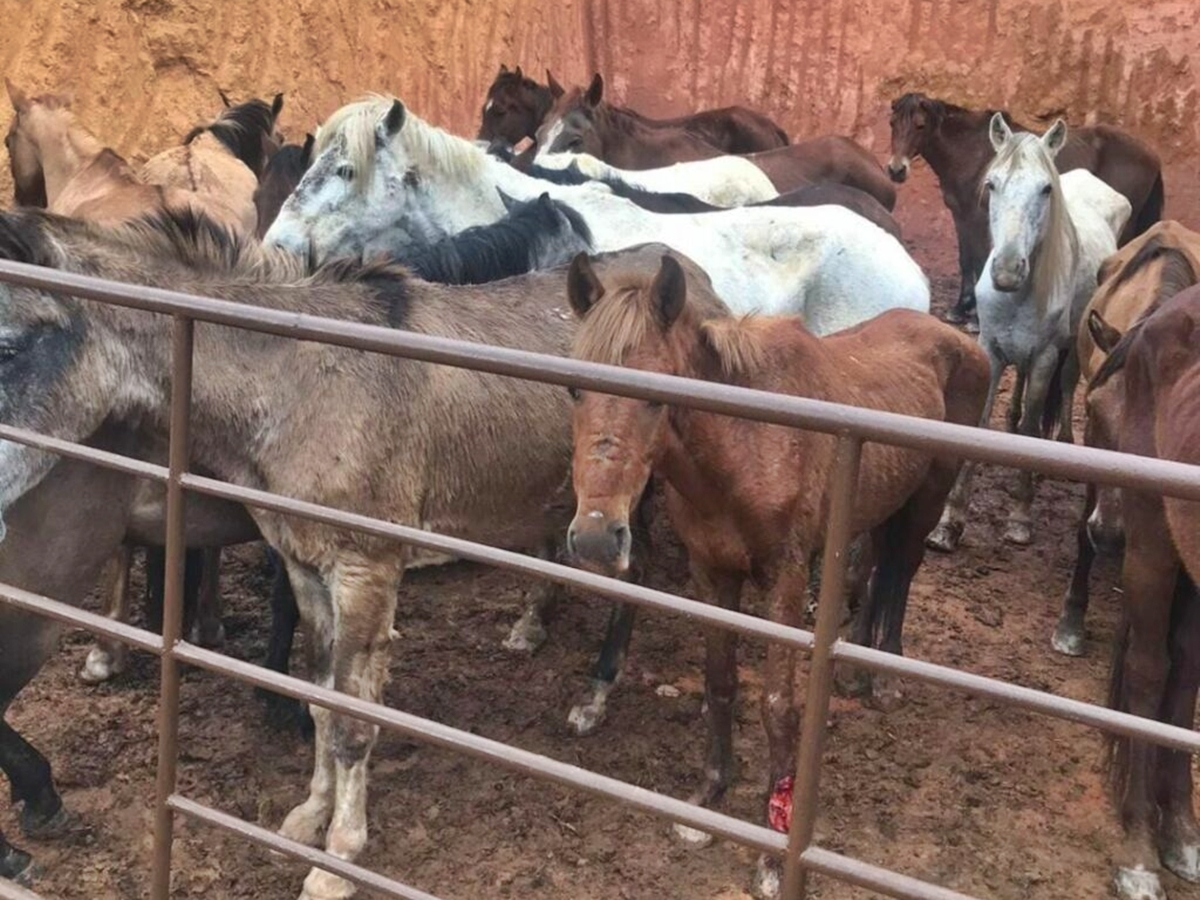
[{"x1": 185, "y1": 95, "x2": 282, "y2": 177}]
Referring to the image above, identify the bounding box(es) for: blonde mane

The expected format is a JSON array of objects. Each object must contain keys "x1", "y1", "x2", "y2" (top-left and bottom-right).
[
  {"x1": 314, "y1": 95, "x2": 486, "y2": 194},
  {"x1": 699, "y1": 318, "x2": 771, "y2": 378},
  {"x1": 986, "y1": 132, "x2": 1080, "y2": 311}
]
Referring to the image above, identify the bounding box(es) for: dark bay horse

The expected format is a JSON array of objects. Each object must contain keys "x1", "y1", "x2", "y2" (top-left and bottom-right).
[
  {"x1": 255, "y1": 134, "x2": 314, "y2": 237},
  {"x1": 887, "y1": 92, "x2": 1164, "y2": 323},
  {"x1": 494, "y1": 70, "x2": 788, "y2": 154},
  {"x1": 1052, "y1": 222, "x2": 1200, "y2": 658},
  {"x1": 1099, "y1": 285, "x2": 1200, "y2": 900},
  {"x1": 563, "y1": 250, "x2": 988, "y2": 897}
]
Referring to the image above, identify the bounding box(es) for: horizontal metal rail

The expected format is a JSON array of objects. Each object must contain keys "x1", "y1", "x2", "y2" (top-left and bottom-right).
[
  {"x1": 0, "y1": 880, "x2": 43, "y2": 900},
  {"x1": 0, "y1": 582, "x2": 164, "y2": 655},
  {"x1": 1, "y1": 259, "x2": 1199, "y2": 500}
]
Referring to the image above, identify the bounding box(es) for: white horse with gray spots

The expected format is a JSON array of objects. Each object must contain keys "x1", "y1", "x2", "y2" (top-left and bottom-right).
[
  {"x1": 264, "y1": 95, "x2": 930, "y2": 335},
  {"x1": 927, "y1": 114, "x2": 1131, "y2": 552}
]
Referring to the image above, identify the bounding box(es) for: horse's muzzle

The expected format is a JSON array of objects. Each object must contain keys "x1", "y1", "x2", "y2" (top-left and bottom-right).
[
  {"x1": 990, "y1": 255, "x2": 1028, "y2": 293},
  {"x1": 567, "y1": 512, "x2": 631, "y2": 574},
  {"x1": 886, "y1": 157, "x2": 910, "y2": 183}
]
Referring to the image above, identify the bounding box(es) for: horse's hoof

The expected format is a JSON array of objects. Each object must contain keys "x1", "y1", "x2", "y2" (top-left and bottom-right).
[
  {"x1": 750, "y1": 855, "x2": 782, "y2": 900},
  {"x1": 19, "y1": 802, "x2": 73, "y2": 840},
  {"x1": 867, "y1": 677, "x2": 904, "y2": 712},
  {"x1": 1113, "y1": 865, "x2": 1166, "y2": 900},
  {"x1": 925, "y1": 521, "x2": 962, "y2": 553},
  {"x1": 1002, "y1": 519, "x2": 1033, "y2": 546},
  {"x1": 299, "y1": 867, "x2": 357, "y2": 900},
  {"x1": 79, "y1": 647, "x2": 124, "y2": 684},
  {"x1": 672, "y1": 822, "x2": 714, "y2": 848},
  {"x1": 189, "y1": 620, "x2": 226, "y2": 649},
  {"x1": 1163, "y1": 842, "x2": 1200, "y2": 883},
  {"x1": 566, "y1": 699, "x2": 606, "y2": 737},
  {"x1": 1051, "y1": 618, "x2": 1086, "y2": 657},
  {"x1": 502, "y1": 611, "x2": 547, "y2": 654},
  {"x1": 835, "y1": 667, "x2": 871, "y2": 699},
  {"x1": 0, "y1": 846, "x2": 34, "y2": 885}
]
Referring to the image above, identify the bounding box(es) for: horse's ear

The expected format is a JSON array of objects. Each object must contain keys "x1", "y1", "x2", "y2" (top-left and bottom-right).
[
  {"x1": 547, "y1": 70, "x2": 564, "y2": 99},
  {"x1": 1042, "y1": 118, "x2": 1068, "y2": 157},
  {"x1": 651, "y1": 254, "x2": 687, "y2": 328},
  {"x1": 383, "y1": 100, "x2": 406, "y2": 137},
  {"x1": 1088, "y1": 310, "x2": 1123, "y2": 354},
  {"x1": 271, "y1": 93, "x2": 285, "y2": 120},
  {"x1": 5, "y1": 78, "x2": 28, "y2": 112},
  {"x1": 536, "y1": 191, "x2": 555, "y2": 211},
  {"x1": 585, "y1": 73, "x2": 604, "y2": 107},
  {"x1": 567, "y1": 252, "x2": 605, "y2": 318},
  {"x1": 495, "y1": 187, "x2": 518, "y2": 212},
  {"x1": 301, "y1": 132, "x2": 315, "y2": 165},
  {"x1": 217, "y1": 87, "x2": 232, "y2": 108},
  {"x1": 499, "y1": 63, "x2": 510, "y2": 75},
  {"x1": 989, "y1": 112, "x2": 1012, "y2": 152},
  {"x1": 514, "y1": 65, "x2": 524, "y2": 79}
]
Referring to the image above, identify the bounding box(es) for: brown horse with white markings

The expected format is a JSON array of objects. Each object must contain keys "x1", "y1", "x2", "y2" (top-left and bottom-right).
[
  {"x1": 1098, "y1": 285, "x2": 1200, "y2": 900},
  {"x1": 887, "y1": 92, "x2": 1163, "y2": 323},
  {"x1": 563, "y1": 250, "x2": 988, "y2": 897},
  {"x1": 1052, "y1": 222, "x2": 1200, "y2": 658}
]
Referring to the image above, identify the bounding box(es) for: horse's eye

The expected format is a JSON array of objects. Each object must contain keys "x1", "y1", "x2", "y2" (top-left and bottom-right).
[
  {"x1": 336, "y1": 165, "x2": 355, "y2": 181},
  {"x1": 1041, "y1": 184, "x2": 1053, "y2": 196},
  {"x1": 567, "y1": 386, "x2": 581, "y2": 401},
  {"x1": 985, "y1": 179, "x2": 996, "y2": 192},
  {"x1": 0, "y1": 343, "x2": 23, "y2": 363}
]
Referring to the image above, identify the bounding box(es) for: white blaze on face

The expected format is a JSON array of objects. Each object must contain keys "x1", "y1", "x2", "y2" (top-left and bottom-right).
[
  {"x1": 484, "y1": 99, "x2": 494, "y2": 113},
  {"x1": 535, "y1": 118, "x2": 566, "y2": 162}
]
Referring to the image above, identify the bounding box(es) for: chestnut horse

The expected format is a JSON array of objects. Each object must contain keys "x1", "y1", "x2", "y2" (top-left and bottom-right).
[
  {"x1": 1099, "y1": 285, "x2": 1200, "y2": 900},
  {"x1": 887, "y1": 92, "x2": 1164, "y2": 323},
  {"x1": 486, "y1": 69, "x2": 788, "y2": 154},
  {"x1": 536, "y1": 76, "x2": 894, "y2": 208},
  {"x1": 564, "y1": 250, "x2": 988, "y2": 897},
  {"x1": 1052, "y1": 222, "x2": 1200, "y2": 658}
]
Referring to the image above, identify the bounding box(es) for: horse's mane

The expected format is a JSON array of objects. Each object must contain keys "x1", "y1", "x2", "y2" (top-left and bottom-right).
[
  {"x1": 315, "y1": 95, "x2": 486, "y2": 194},
  {"x1": 698, "y1": 318, "x2": 772, "y2": 378},
  {"x1": 401, "y1": 194, "x2": 591, "y2": 285},
  {"x1": 184, "y1": 97, "x2": 279, "y2": 175},
  {"x1": 986, "y1": 133, "x2": 1080, "y2": 311}
]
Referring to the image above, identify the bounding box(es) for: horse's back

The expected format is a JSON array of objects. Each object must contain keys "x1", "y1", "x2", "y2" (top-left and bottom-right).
[
  {"x1": 1062, "y1": 169, "x2": 1131, "y2": 255},
  {"x1": 142, "y1": 135, "x2": 258, "y2": 234}
]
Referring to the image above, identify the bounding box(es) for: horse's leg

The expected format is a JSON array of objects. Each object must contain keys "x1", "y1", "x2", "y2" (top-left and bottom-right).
[
  {"x1": 1112, "y1": 518, "x2": 1177, "y2": 900},
  {"x1": 79, "y1": 547, "x2": 133, "y2": 684},
  {"x1": 1055, "y1": 345, "x2": 1082, "y2": 446},
  {"x1": 753, "y1": 558, "x2": 808, "y2": 898},
  {"x1": 0, "y1": 719, "x2": 65, "y2": 838},
  {"x1": 1006, "y1": 369, "x2": 1026, "y2": 434},
  {"x1": 259, "y1": 547, "x2": 310, "y2": 734},
  {"x1": 946, "y1": 211, "x2": 978, "y2": 325},
  {"x1": 567, "y1": 487, "x2": 654, "y2": 736},
  {"x1": 1003, "y1": 350, "x2": 1059, "y2": 545},
  {"x1": 277, "y1": 559, "x2": 337, "y2": 850},
  {"x1": 188, "y1": 547, "x2": 225, "y2": 648},
  {"x1": 503, "y1": 537, "x2": 565, "y2": 653},
  {"x1": 298, "y1": 554, "x2": 403, "y2": 900},
  {"x1": 673, "y1": 568, "x2": 743, "y2": 848},
  {"x1": 1156, "y1": 580, "x2": 1200, "y2": 884},
  {"x1": 1053, "y1": 484, "x2": 1097, "y2": 657},
  {"x1": 926, "y1": 350, "x2": 1005, "y2": 552},
  {"x1": 0, "y1": 825, "x2": 32, "y2": 885}
]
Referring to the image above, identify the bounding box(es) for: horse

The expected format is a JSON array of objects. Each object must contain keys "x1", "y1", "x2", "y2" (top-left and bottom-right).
[
  {"x1": 534, "y1": 77, "x2": 895, "y2": 209},
  {"x1": 255, "y1": 134, "x2": 314, "y2": 237},
  {"x1": 265, "y1": 96, "x2": 929, "y2": 336},
  {"x1": 0, "y1": 208, "x2": 698, "y2": 900},
  {"x1": 477, "y1": 64, "x2": 563, "y2": 146},
  {"x1": 516, "y1": 156, "x2": 901, "y2": 239},
  {"x1": 516, "y1": 71, "x2": 787, "y2": 156},
  {"x1": 1052, "y1": 222, "x2": 1200, "y2": 657},
  {"x1": 140, "y1": 92, "x2": 286, "y2": 234},
  {"x1": 926, "y1": 116, "x2": 1131, "y2": 552},
  {"x1": 887, "y1": 92, "x2": 1164, "y2": 324},
  {"x1": 563, "y1": 249, "x2": 989, "y2": 897},
  {"x1": 1096, "y1": 286, "x2": 1200, "y2": 900}
]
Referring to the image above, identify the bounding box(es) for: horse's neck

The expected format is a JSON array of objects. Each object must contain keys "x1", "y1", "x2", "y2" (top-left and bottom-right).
[
  {"x1": 598, "y1": 105, "x2": 699, "y2": 167},
  {"x1": 926, "y1": 108, "x2": 997, "y2": 193},
  {"x1": 37, "y1": 120, "x2": 106, "y2": 206}
]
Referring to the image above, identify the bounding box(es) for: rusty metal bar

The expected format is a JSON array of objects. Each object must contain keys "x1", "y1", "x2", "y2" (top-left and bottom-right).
[
  {"x1": 0, "y1": 880, "x2": 43, "y2": 900},
  {"x1": 1, "y1": 260, "x2": 1199, "y2": 501},
  {"x1": 148, "y1": 315, "x2": 194, "y2": 900},
  {"x1": 0, "y1": 422, "x2": 167, "y2": 482},
  {"x1": 168, "y1": 795, "x2": 445, "y2": 900},
  {"x1": 784, "y1": 434, "x2": 863, "y2": 899},
  {"x1": 0, "y1": 581, "x2": 163, "y2": 654}
]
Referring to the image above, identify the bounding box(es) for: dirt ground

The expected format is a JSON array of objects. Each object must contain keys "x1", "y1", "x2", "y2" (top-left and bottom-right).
[{"x1": 3, "y1": 171, "x2": 1196, "y2": 900}]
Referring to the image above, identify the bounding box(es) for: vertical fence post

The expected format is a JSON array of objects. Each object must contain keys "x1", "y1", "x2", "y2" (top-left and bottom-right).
[
  {"x1": 781, "y1": 433, "x2": 862, "y2": 899},
  {"x1": 149, "y1": 315, "x2": 194, "y2": 900}
]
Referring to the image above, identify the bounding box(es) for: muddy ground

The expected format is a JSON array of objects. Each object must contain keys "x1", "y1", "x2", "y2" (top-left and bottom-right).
[{"x1": 3, "y1": 174, "x2": 1196, "y2": 900}]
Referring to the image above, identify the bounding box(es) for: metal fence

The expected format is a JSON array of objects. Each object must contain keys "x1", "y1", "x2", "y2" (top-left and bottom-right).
[{"x1": 1, "y1": 257, "x2": 1198, "y2": 900}]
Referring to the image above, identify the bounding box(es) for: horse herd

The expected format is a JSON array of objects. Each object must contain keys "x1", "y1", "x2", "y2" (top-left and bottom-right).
[{"x1": 0, "y1": 64, "x2": 1196, "y2": 900}]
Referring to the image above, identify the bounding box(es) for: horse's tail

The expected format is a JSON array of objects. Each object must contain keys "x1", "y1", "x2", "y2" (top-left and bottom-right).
[
  {"x1": 1130, "y1": 171, "x2": 1166, "y2": 241},
  {"x1": 1104, "y1": 612, "x2": 1132, "y2": 806}
]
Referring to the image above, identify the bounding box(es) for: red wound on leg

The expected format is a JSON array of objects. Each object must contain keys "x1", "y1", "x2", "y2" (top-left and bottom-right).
[{"x1": 767, "y1": 775, "x2": 794, "y2": 832}]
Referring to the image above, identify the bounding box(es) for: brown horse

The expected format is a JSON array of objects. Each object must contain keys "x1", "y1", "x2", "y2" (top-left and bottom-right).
[
  {"x1": 477, "y1": 64, "x2": 564, "y2": 145},
  {"x1": 1053, "y1": 222, "x2": 1200, "y2": 658},
  {"x1": 535, "y1": 72, "x2": 788, "y2": 158},
  {"x1": 887, "y1": 92, "x2": 1164, "y2": 323},
  {"x1": 1100, "y1": 285, "x2": 1200, "y2": 900},
  {"x1": 255, "y1": 134, "x2": 314, "y2": 237},
  {"x1": 537, "y1": 78, "x2": 894, "y2": 208},
  {"x1": 563, "y1": 250, "x2": 988, "y2": 896}
]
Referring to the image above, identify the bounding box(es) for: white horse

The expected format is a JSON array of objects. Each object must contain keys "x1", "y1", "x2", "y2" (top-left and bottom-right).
[
  {"x1": 927, "y1": 114, "x2": 1131, "y2": 551},
  {"x1": 265, "y1": 96, "x2": 929, "y2": 335},
  {"x1": 532, "y1": 148, "x2": 779, "y2": 208}
]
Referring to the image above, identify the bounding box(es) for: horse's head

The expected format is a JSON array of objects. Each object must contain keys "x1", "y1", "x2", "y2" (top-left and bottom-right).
[
  {"x1": 887, "y1": 93, "x2": 941, "y2": 183},
  {"x1": 534, "y1": 74, "x2": 606, "y2": 161},
  {"x1": 564, "y1": 250, "x2": 691, "y2": 574},
  {"x1": 188, "y1": 92, "x2": 286, "y2": 179},
  {"x1": 1081, "y1": 310, "x2": 1128, "y2": 554},
  {"x1": 983, "y1": 114, "x2": 1068, "y2": 293},
  {"x1": 4, "y1": 79, "x2": 71, "y2": 208},
  {"x1": 477, "y1": 64, "x2": 558, "y2": 145},
  {"x1": 254, "y1": 134, "x2": 313, "y2": 238}
]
